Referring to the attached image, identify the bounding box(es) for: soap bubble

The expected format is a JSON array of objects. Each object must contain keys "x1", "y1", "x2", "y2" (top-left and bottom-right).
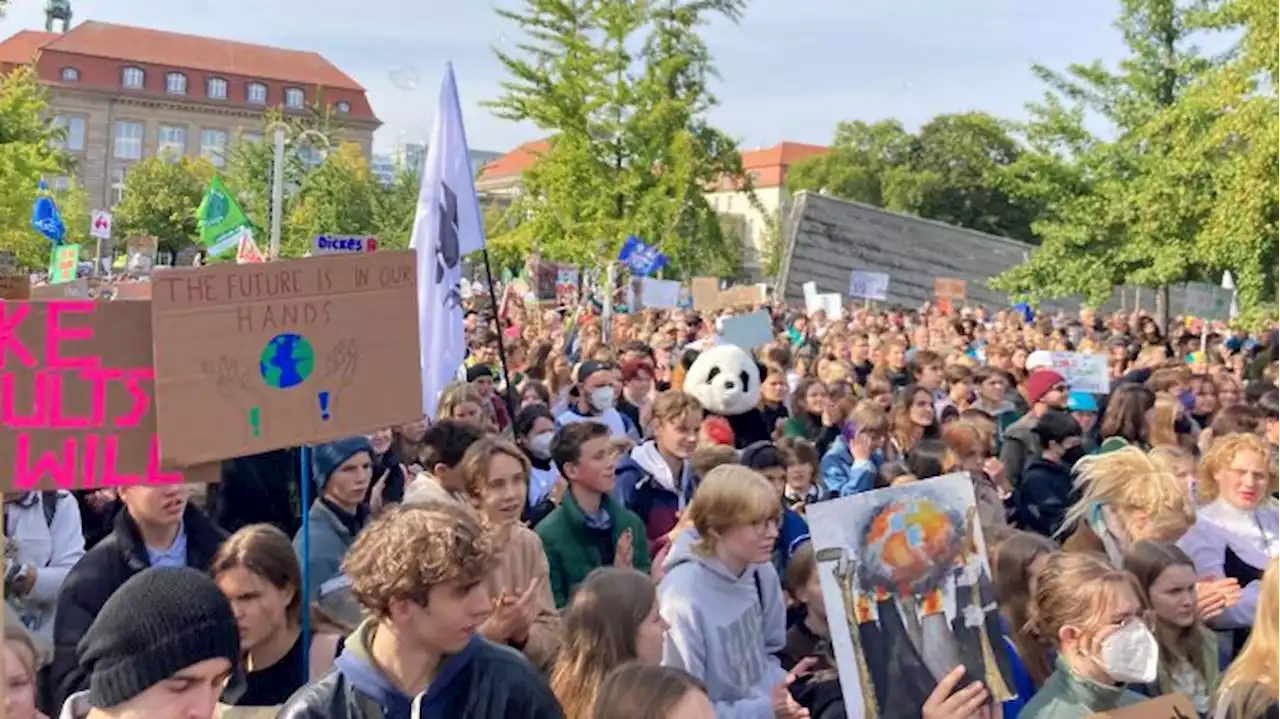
[{"x1": 388, "y1": 66, "x2": 421, "y2": 91}]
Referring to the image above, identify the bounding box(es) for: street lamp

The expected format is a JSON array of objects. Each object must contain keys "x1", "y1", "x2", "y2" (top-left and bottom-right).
[{"x1": 265, "y1": 121, "x2": 332, "y2": 259}]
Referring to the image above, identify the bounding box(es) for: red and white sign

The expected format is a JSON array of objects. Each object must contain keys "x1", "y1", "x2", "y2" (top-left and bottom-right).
[{"x1": 90, "y1": 210, "x2": 113, "y2": 240}]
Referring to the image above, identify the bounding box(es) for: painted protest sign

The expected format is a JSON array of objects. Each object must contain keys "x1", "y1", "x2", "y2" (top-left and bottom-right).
[
  {"x1": 690, "y1": 277, "x2": 720, "y2": 311},
  {"x1": 48, "y1": 245, "x2": 79, "y2": 284},
  {"x1": 933, "y1": 277, "x2": 966, "y2": 300},
  {"x1": 150, "y1": 251, "x2": 422, "y2": 467},
  {"x1": 311, "y1": 235, "x2": 379, "y2": 255},
  {"x1": 807, "y1": 473, "x2": 1015, "y2": 719},
  {"x1": 1046, "y1": 351, "x2": 1109, "y2": 395},
  {"x1": 30, "y1": 278, "x2": 90, "y2": 300},
  {"x1": 0, "y1": 271, "x2": 30, "y2": 301},
  {"x1": 0, "y1": 301, "x2": 218, "y2": 492},
  {"x1": 849, "y1": 271, "x2": 890, "y2": 301},
  {"x1": 126, "y1": 237, "x2": 159, "y2": 275}
]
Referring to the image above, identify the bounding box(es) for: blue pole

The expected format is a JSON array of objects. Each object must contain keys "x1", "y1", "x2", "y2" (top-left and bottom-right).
[{"x1": 299, "y1": 445, "x2": 312, "y2": 654}]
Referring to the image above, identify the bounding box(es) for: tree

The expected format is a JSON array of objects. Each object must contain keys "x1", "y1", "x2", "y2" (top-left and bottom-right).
[
  {"x1": 486, "y1": 0, "x2": 754, "y2": 277},
  {"x1": 371, "y1": 166, "x2": 420, "y2": 251},
  {"x1": 111, "y1": 154, "x2": 216, "y2": 253},
  {"x1": 992, "y1": 0, "x2": 1216, "y2": 311},
  {"x1": 787, "y1": 120, "x2": 914, "y2": 206},
  {"x1": 283, "y1": 142, "x2": 377, "y2": 257},
  {"x1": 0, "y1": 66, "x2": 88, "y2": 270}
]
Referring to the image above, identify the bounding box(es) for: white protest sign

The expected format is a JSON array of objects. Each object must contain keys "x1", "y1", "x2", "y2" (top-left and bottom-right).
[
  {"x1": 803, "y1": 281, "x2": 818, "y2": 300},
  {"x1": 638, "y1": 277, "x2": 681, "y2": 309},
  {"x1": 90, "y1": 209, "x2": 113, "y2": 240},
  {"x1": 807, "y1": 292, "x2": 843, "y2": 318},
  {"x1": 849, "y1": 270, "x2": 890, "y2": 301},
  {"x1": 1182, "y1": 283, "x2": 1230, "y2": 322},
  {"x1": 1047, "y1": 352, "x2": 1109, "y2": 394},
  {"x1": 719, "y1": 309, "x2": 774, "y2": 350},
  {"x1": 311, "y1": 235, "x2": 380, "y2": 254}
]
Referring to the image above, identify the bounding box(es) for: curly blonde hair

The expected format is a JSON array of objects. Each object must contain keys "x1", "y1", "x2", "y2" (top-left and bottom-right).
[
  {"x1": 341, "y1": 502, "x2": 495, "y2": 618},
  {"x1": 1198, "y1": 433, "x2": 1276, "y2": 504}
]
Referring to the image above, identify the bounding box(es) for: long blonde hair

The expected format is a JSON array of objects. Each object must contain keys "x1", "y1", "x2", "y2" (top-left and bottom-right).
[
  {"x1": 1060, "y1": 446, "x2": 1195, "y2": 541},
  {"x1": 551, "y1": 568, "x2": 658, "y2": 719},
  {"x1": 1147, "y1": 394, "x2": 1181, "y2": 449},
  {"x1": 1217, "y1": 559, "x2": 1279, "y2": 718}
]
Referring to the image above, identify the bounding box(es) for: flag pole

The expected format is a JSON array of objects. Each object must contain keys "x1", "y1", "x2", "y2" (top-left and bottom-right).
[{"x1": 481, "y1": 248, "x2": 515, "y2": 422}]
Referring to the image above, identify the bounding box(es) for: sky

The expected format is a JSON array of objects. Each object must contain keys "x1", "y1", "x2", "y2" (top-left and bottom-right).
[{"x1": 0, "y1": 0, "x2": 1146, "y2": 156}]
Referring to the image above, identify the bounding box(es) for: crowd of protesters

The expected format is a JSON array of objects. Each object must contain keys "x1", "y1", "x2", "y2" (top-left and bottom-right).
[{"x1": 4, "y1": 295, "x2": 1279, "y2": 719}]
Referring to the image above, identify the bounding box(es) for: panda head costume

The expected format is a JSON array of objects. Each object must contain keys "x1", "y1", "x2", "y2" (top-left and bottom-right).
[{"x1": 683, "y1": 344, "x2": 771, "y2": 448}]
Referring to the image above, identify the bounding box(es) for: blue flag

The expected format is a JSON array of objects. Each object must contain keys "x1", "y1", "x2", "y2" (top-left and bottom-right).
[
  {"x1": 617, "y1": 235, "x2": 668, "y2": 277},
  {"x1": 31, "y1": 181, "x2": 66, "y2": 245}
]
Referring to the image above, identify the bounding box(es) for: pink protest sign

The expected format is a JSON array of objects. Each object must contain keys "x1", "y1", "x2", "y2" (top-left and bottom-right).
[{"x1": 0, "y1": 300, "x2": 218, "y2": 491}]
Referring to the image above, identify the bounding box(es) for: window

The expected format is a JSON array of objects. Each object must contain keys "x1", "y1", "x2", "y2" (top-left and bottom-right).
[
  {"x1": 297, "y1": 144, "x2": 325, "y2": 169},
  {"x1": 59, "y1": 67, "x2": 79, "y2": 82},
  {"x1": 113, "y1": 120, "x2": 144, "y2": 160},
  {"x1": 247, "y1": 82, "x2": 267, "y2": 104},
  {"x1": 121, "y1": 66, "x2": 144, "y2": 89},
  {"x1": 157, "y1": 124, "x2": 187, "y2": 159},
  {"x1": 51, "y1": 115, "x2": 86, "y2": 151},
  {"x1": 284, "y1": 87, "x2": 305, "y2": 109},
  {"x1": 50, "y1": 175, "x2": 70, "y2": 192},
  {"x1": 110, "y1": 167, "x2": 128, "y2": 206},
  {"x1": 201, "y1": 129, "x2": 229, "y2": 168},
  {"x1": 165, "y1": 72, "x2": 187, "y2": 95},
  {"x1": 335, "y1": 101, "x2": 351, "y2": 113},
  {"x1": 239, "y1": 131, "x2": 262, "y2": 145},
  {"x1": 207, "y1": 77, "x2": 228, "y2": 100}
]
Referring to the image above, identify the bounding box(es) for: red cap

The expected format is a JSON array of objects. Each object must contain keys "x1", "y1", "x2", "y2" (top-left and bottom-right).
[{"x1": 1026, "y1": 369, "x2": 1067, "y2": 405}]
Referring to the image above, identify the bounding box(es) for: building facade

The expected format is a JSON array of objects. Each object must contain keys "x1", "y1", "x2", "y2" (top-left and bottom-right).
[
  {"x1": 475, "y1": 139, "x2": 826, "y2": 271},
  {"x1": 0, "y1": 20, "x2": 380, "y2": 211}
]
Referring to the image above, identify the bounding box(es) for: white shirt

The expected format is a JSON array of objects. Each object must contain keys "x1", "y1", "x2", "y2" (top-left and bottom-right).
[
  {"x1": 556, "y1": 406, "x2": 629, "y2": 439},
  {"x1": 3, "y1": 492, "x2": 86, "y2": 643}
]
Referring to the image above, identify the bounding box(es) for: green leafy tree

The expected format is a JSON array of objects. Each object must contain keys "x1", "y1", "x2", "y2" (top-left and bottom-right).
[
  {"x1": 372, "y1": 166, "x2": 421, "y2": 251},
  {"x1": 0, "y1": 66, "x2": 88, "y2": 270},
  {"x1": 487, "y1": 0, "x2": 753, "y2": 277},
  {"x1": 787, "y1": 120, "x2": 914, "y2": 206},
  {"x1": 111, "y1": 154, "x2": 216, "y2": 254},
  {"x1": 283, "y1": 142, "x2": 377, "y2": 257}
]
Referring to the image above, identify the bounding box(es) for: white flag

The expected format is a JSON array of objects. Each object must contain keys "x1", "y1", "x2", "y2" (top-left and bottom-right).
[{"x1": 411, "y1": 64, "x2": 486, "y2": 417}]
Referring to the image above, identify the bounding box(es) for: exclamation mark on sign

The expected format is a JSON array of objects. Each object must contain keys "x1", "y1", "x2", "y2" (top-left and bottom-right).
[
  {"x1": 318, "y1": 391, "x2": 331, "y2": 421},
  {"x1": 249, "y1": 407, "x2": 261, "y2": 437}
]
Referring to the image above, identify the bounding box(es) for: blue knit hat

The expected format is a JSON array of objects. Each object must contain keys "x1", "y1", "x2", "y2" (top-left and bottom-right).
[{"x1": 312, "y1": 436, "x2": 373, "y2": 488}]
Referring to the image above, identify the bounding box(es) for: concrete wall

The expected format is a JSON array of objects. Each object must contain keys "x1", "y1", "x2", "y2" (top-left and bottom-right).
[{"x1": 776, "y1": 191, "x2": 1230, "y2": 318}]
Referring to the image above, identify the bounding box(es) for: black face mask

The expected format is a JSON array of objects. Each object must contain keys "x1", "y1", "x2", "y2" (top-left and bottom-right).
[
  {"x1": 1062, "y1": 446, "x2": 1088, "y2": 467},
  {"x1": 1174, "y1": 416, "x2": 1193, "y2": 435}
]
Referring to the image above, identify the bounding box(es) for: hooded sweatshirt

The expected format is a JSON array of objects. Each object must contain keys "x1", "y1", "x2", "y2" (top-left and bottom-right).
[
  {"x1": 658, "y1": 530, "x2": 787, "y2": 718},
  {"x1": 613, "y1": 441, "x2": 694, "y2": 557}
]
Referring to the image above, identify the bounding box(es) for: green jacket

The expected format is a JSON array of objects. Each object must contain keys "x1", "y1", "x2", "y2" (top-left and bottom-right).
[
  {"x1": 1017, "y1": 658, "x2": 1147, "y2": 718},
  {"x1": 536, "y1": 489, "x2": 650, "y2": 608}
]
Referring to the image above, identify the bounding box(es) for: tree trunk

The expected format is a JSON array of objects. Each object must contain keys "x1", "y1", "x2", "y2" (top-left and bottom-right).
[{"x1": 1157, "y1": 285, "x2": 1171, "y2": 336}]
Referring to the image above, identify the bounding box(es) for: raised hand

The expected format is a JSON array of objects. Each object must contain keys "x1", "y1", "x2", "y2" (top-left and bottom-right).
[
  {"x1": 922, "y1": 666, "x2": 991, "y2": 719},
  {"x1": 771, "y1": 657, "x2": 816, "y2": 718},
  {"x1": 614, "y1": 529, "x2": 634, "y2": 569}
]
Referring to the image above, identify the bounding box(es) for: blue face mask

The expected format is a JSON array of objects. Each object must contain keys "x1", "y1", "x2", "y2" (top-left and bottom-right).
[{"x1": 1179, "y1": 389, "x2": 1196, "y2": 411}]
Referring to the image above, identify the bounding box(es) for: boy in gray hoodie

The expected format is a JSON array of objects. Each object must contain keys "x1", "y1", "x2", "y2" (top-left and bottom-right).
[{"x1": 658, "y1": 465, "x2": 809, "y2": 718}]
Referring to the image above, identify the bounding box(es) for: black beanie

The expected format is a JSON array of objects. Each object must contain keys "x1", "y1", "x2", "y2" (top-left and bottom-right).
[{"x1": 77, "y1": 567, "x2": 241, "y2": 708}]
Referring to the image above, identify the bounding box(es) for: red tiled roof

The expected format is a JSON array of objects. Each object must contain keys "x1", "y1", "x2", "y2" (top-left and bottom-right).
[
  {"x1": 0, "y1": 30, "x2": 58, "y2": 66},
  {"x1": 37, "y1": 21, "x2": 364, "y2": 91},
  {"x1": 741, "y1": 141, "x2": 828, "y2": 170},
  {"x1": 479, "y1": 138, "x2": 551, "y2": 180}
]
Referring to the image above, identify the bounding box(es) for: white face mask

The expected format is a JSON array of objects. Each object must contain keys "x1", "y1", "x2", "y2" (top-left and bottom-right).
[
  {"x1": 528, "y1": 432, "x2": 554, "y2": 459},
  {"x1": 589, "y1": 386, "x2": 616, "y2": 411},
  {"x1": 1096, "y1": 619, "x2": 1159, "y2": 684}
]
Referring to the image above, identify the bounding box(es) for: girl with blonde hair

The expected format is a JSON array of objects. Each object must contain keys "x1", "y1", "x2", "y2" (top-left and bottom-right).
[
  {"x1": 1178, "y1": 433, "x2": 1277, "y2": 653},
  {"x1": 1215, "y1": 558, "x2": 1278, "y2": 719},
  {"x1": 1019, "y1": 552, "x2": 1153, "y2": 716},
  {"x1": 1147, "y1": 393, "x2": 1186, "y2": 450},
  {"x1": 4, "y1": 609, "x2": 48, "y2": 719},
  {"x1": 435, "y1": 381, "x2": 492, "y2": 431},
  {"x1": 551, "y1": 567, "x2": 667, "y2": 719},
  {"x1": 657, "y1": 465, "x2": 803, "y2": 718},
  {"x1": 1060, "y1": 446, "x2": 1196, "y2": 565}
]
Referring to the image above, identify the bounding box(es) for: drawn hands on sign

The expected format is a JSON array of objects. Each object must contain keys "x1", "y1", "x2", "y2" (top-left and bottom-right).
[
  {"x1": 434, "y1": 183, "x2": 463, "y2": 310},
  {"x1": 203, "y1": 356, "x2": 259, "y2": 405},
  {"x1": 317, "y1": 339, "x2": 360, "y2": 416}
]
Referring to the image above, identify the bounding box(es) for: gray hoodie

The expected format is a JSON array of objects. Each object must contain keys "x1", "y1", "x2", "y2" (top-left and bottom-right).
[{"x1": 657, "y1": 530, "x2": 788, "y2": 718}]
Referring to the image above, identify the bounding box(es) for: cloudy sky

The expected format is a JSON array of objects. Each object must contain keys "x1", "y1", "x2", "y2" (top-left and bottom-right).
[{"x1": 1, "y1": 0, "x2": 1141, "y2": 156}]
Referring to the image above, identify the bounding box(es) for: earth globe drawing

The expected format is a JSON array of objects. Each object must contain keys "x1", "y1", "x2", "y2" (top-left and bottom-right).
[
  {"x1": 859, "y1": 495, "x2": 962, "y2": 596},
  {"x1": 259, "y1": 333, "x2": 316, "y2": 389}
]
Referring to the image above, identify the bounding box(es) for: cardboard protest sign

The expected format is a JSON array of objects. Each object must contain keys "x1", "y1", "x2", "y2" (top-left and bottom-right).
[
  {"x1": 719, "y1": 310, "x2": 774, "y2": 350},
  {"x1": 1047, "y1": 351, "x2": 1109, "y2": 394},
  {"x1": 0, "y1": 300, "x2": 218, "y2": 492},
  {"x1": 528, "y1": 260, "x2": 559, "y2": 303},
  {"x1": 150, "y1": 251, "x2": 422, "y2": 467},
  {"x1": 850, "y1": 271, "x2": 890, "y2": 301},
  {"x1": 719, "y1": 284, "x2": 766, "y2": 307},
  {"x1": 933, "y1": 277, "x2": 966, "y2": 300},
  {"x1": 48, "y1": 245, "x2": 79, "y2": 284},
  {"x1": 1088, "y1": 693, "x2": 1195, "y2": 718},
  {"x1": 690, "y1": 277, "x2": 720, "y2": 310},
  {"x1": 0, "y1": 274, "x2": 30, "y2": 300},
  {"x1": 112, "y1": 282, "x2": 152, "y2": 300},
  {"x1": 555, "y1": 265, "x2": 579, "y2": 305},
  {"x1": 30, "y1": 278, "x2": 89, "y2": 300}
]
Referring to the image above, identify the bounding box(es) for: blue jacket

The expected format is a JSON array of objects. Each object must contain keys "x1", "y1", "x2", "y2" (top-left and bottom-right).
[
  {"x1": 819, "y1": 439, "x2": 879, "y2": 498},
  {"x1": 774, "y1": 503, "x2": 810, "y2": 576}
]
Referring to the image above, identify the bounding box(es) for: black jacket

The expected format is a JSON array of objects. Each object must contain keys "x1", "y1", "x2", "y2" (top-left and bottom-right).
[
  {"x1": 1013, "y1": 457, "x2": 1075, "y2": 538},
  {"x1": 213, "y1": 448, "x2": 303, "y2": 536},
  {"x1": 278, "y1": 637, "x2": 563, "y2": 719},
  {"x1": 47, "y1": 504, "x2": 227, "y2": 709}
]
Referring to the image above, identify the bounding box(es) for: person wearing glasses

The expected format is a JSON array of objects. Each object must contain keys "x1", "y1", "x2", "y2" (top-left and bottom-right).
[
  {"x1": 999, "y1": 369, "x2": 1070, "y2": 488},
  {"x1": 1179, "y1": 433, "x2": 1279, "y2": 656}
]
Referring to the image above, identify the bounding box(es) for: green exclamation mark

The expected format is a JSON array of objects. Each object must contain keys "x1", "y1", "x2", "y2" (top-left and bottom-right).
[{"x1": 249, "y1": 407, "x2": 261, "y2": 437}]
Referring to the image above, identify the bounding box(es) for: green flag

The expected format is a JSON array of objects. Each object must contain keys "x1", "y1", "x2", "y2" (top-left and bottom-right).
[{"x1": 196, "y1": 176, "x2": 250, "y2": 257}]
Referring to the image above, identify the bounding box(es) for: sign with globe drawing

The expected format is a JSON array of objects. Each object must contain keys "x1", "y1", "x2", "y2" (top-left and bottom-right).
[
  {"x1": 805, "y1": 473, "x2": 1016, "y2": 719},
  {"x1": 148, "y1": 251, "x2": 422, "y2": 467}
]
